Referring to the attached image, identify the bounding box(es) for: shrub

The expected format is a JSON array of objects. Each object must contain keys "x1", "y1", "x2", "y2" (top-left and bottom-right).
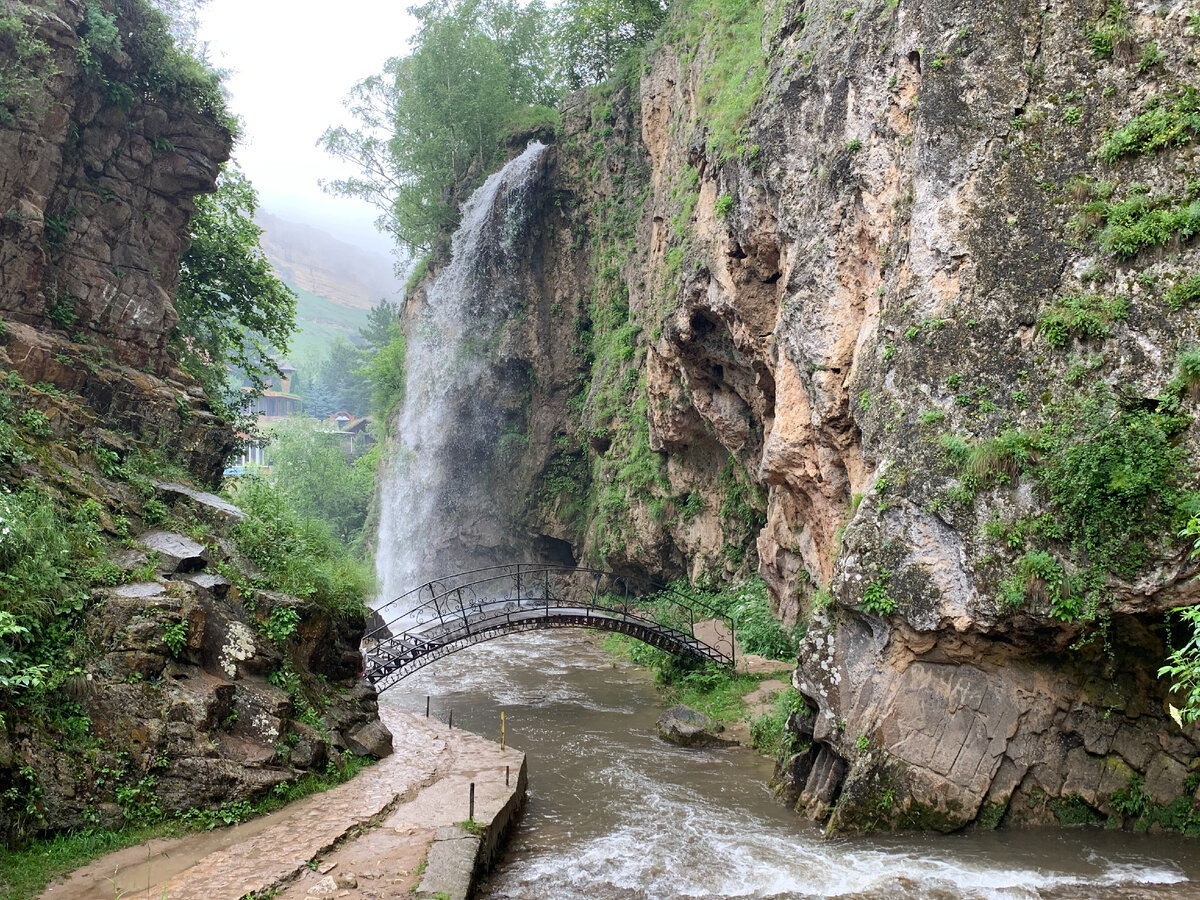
[
  {"x1": 701, "y1": 577, "x2": 800, "y2": 660},
  {"x1": 226, "y1": 477, "x2": 372, "y2": 617}
]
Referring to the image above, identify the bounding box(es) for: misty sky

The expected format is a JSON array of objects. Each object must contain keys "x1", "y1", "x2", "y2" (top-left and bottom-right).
[{"x1": 197, "y1": 0, "x2": 416, "y2": 258}]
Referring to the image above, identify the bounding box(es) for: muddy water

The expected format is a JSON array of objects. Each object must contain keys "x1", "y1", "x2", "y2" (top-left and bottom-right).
[{"x1": 381, "y1": 631, "x2": 1200, "y2": 900}]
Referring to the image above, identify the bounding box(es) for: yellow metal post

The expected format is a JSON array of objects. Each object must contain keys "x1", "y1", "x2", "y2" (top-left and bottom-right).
[{"x1": 500, "y1": 711, "x2": 506, "y2": 750}]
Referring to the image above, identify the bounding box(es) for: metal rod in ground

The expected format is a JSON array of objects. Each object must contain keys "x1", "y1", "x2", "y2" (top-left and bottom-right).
[
  {"x1": 501, "y1": 710, "x2": 505, "y2": 750},
  {"x1": 506, "y1": 765, "x2": 510, "y2": 786},
  {"x1": 469, "y1": 782, "x2": 475, "y2": 821},
  {"x1": 449, "y1": 709, "x2": 453, "y2": 730},
  {"x1": 425, "y1": 696, "x2": 430, "y2": 718}
]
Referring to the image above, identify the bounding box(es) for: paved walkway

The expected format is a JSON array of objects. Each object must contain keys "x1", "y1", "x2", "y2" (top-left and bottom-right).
[{"x1": 40, "y1": 705, "x2": 524, "y2": 900}]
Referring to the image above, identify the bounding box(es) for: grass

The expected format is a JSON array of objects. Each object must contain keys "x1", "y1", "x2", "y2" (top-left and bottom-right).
[
  {"x1": 677, "y1": 0, "x2": 768, "y2": 158},
  {"x1": 286, "y1": 286, "x2": 372, "y2": 368}
]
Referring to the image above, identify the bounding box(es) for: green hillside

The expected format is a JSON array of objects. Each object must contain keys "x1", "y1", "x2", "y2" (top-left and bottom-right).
[{"x1": 286, "y1": 286, "x2": 372, "y2": 367}]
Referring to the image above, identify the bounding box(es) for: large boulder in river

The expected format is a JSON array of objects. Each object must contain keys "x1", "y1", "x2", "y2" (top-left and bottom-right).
[{"x1": 656, "y1": 706, "x2": 736, "y2": 748}]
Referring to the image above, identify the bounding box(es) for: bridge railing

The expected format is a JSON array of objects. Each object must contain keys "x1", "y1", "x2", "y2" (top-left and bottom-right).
[{"x1": 365, "y1": 564, "x2": 736, "y2": 666}]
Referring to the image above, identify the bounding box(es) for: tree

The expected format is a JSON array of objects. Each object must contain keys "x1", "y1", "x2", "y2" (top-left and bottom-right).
[
  {"x1": 321, "y1": 0, "x2": 561, "y2": 251},
  {"x1": 359, "y1": 298, "x2": 403, "y2": 351},
  {"x1": 366, "y1": 321, "x2": 407, "y2": 423},
  {"x1": 175, "y1": 164, "x2": 296, "y2": 415},
  {"x1": 266, "y1": 419, "x2": 375, "y2": 545},
  {"x1": 555, "y1": 0, "x2": 667, "y2": 88}
]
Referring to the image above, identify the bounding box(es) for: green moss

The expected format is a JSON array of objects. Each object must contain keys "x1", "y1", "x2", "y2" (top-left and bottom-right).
[
  {"x1": 974, "y1": 800, "x2": 1007, "y2": 830},
  {"x1": 1048, "y1": 794, "x2": 1104, "y2": 826}
]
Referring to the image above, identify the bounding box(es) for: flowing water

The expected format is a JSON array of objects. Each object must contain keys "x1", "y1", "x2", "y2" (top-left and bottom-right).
[
  {"x1": 382, "y1": 633, "x2": 1200, "y2": 900},
  {"x1": 373, "y1": 140, "x2": 548, "y2": 602},
  {"x1": 372, "y1": 142, "x2": 1200, "y2": 900}
]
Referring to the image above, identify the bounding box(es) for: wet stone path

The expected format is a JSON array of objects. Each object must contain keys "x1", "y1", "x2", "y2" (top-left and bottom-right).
[{"x1": 40, "y1": 705, "x2": 524, "y2": 900}]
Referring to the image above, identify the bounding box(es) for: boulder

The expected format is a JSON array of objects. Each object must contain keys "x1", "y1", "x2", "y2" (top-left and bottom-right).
[
  {"x1": 136, "y1": 530, "x2": 209, "y2": 574},
  {"x1": 346, "y1": 720, "x2": 394, "y2": 758},
  {"x1": 656, "y1": 705, "x2": 736, "y2": 748}
]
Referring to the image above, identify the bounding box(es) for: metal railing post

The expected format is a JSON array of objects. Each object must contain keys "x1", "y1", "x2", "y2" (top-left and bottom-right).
[{"x1": 458, "y1": 588, "x2": 469, "y2": 634}]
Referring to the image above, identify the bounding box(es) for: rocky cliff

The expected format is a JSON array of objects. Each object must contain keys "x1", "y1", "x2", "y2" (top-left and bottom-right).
[
  {"x1": 404, "y1": 0, "x2": 1200, "y2": 832},
  {"x1": 0, "y1": 0, "x2": 383, "y2": 844}
]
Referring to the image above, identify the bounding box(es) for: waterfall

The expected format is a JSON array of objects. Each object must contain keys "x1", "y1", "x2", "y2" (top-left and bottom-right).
[{"x1": 374, "y1": 141, "x2": 549, "y2": 605}]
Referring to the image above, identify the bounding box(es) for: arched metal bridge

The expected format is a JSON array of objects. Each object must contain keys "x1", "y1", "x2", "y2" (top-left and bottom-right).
[{"x1": 362, "y1": 564, "x2": 736, "y2": 693}]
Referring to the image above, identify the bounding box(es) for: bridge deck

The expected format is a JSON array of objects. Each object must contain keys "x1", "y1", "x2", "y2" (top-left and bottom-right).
[{"x1": 362, "y1": 566, "x2": 735, "y2": 692}]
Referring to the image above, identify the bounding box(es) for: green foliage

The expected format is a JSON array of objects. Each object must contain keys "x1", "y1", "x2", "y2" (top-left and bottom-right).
[
  {"x1": 264, "y1": 605, "x2": 301, "y2": 645},
  {"x1": 1034, "y1": 394, "x2": 1186, "y2": 578},
  {"x1": 44, "y1": 293, "x2": 77, "y2": 330},
  {"x1": 1161, "y1": 588, "x2": 1200, "y2": 723},
  {"x1": 266, "y1": 418, "x2": 375, "y2": 546},
  {"x1": 405, "y1": 256, "x2": 431, "y2": 299},
  {"x1": 718, "y1": 459, "x2": 766, "y2": 560},
  {"x1": 76, "y1": 0, "x2": 232, "y2": 129},
  {"x1": 749, "y1": 687, "x2": 807, "y2": 757},
  {"x1": 1098, "y1": 87, "x2": 1200, "y2": 163},
  {"x1": 661, "y1": 664, "x2": 765, "y2": 723},
  {"x1": 1137, "y1": 41, "x2": 1165, "y2": 74},
  {"x1": 176, "y1": 164, "x2": 296, "y2": 412},
  {"x1": 321, "y1": 0, "x2": 561, "y2": 250},
  {"x1": 161, "y1": 620, "x2": 188, "y2": 657},
  {"x1": 683, "y1": 0, "x2": 769, "y2": 158},
  {"x1": 555, "y1": 0, "x2": 665, "y2": 87},
  {"x1": 226, "y1": 477, "x2": 373, "y2": 616},
  {"x1": 1086, "y1": 0, "x2": 1136, "y2": 62},
  {"x1": 1049, "y1": 793, "x2": 1104, "y2": 826},
  {"x1": 998, "y1": 550, "x2": 1071, "y2": 616},
  {"x1": 1109, "y1": 773, "x2": 1151, "y2": 818},
  {"x1": 714, "y1": 193, "x2": 734, "y2": 218},
  {"x1": 1166, "y1": 274, "x2": 1200, "y2": 310},
  {"x1": 963, "y1": 430, "x2": 1033, "y2": 484},
  {"x1": 1037, "y1": 293, "x2": 1128, "y2": 347},
  {"x1": 499, "y1": 103, "x2": 562, "y2": 141},
  {"x1": 1078, "y1": 186, "x2": 1200, "y2": 260},
  {"x1": 701, "y1": 577, "x2": 800, "y2": 660},
  {"x1": 0, "y1": 11, "x2": 56, "y2": 124},
  {"x1": 861, "y1": 571, "x2": 896, "y2": 616}
]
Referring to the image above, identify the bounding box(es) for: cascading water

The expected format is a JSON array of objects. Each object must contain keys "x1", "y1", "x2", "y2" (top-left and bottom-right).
[{"x1": 374, "y1": 141, "x2": 548, "y2": 604}]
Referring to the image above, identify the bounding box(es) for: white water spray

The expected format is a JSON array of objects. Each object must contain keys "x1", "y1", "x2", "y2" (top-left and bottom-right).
[{"x1": 375, "y1": 142, "x2": 549, "y2": 604}]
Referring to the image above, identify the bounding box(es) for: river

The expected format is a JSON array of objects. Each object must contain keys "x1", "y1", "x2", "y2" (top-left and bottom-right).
[{"x1": 380, "y1": 630, "x2": 1200, "y2": 900}]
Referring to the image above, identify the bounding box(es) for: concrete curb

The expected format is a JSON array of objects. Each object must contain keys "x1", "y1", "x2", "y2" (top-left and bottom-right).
[{"x1": 416, "y1": 755, "x2": 528, "y2": 900}]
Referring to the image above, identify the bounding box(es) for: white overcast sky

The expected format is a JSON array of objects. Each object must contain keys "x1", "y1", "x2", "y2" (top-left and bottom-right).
[{"x1": 197, "y1": 0, "x2": 417, "y2": 256}]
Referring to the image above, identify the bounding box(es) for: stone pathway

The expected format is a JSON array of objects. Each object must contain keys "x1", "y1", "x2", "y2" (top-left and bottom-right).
[{"x1": 39, "y1": 706, "x2": 525, "y2": 900}]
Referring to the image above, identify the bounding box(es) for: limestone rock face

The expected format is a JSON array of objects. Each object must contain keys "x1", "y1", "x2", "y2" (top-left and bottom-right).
[
  {"x1": 0, "y1": 0, "x2": 235, "y2": 485},
  {"x1": 445, "y1": 0, "x2": 1200, "y2": 831}
]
